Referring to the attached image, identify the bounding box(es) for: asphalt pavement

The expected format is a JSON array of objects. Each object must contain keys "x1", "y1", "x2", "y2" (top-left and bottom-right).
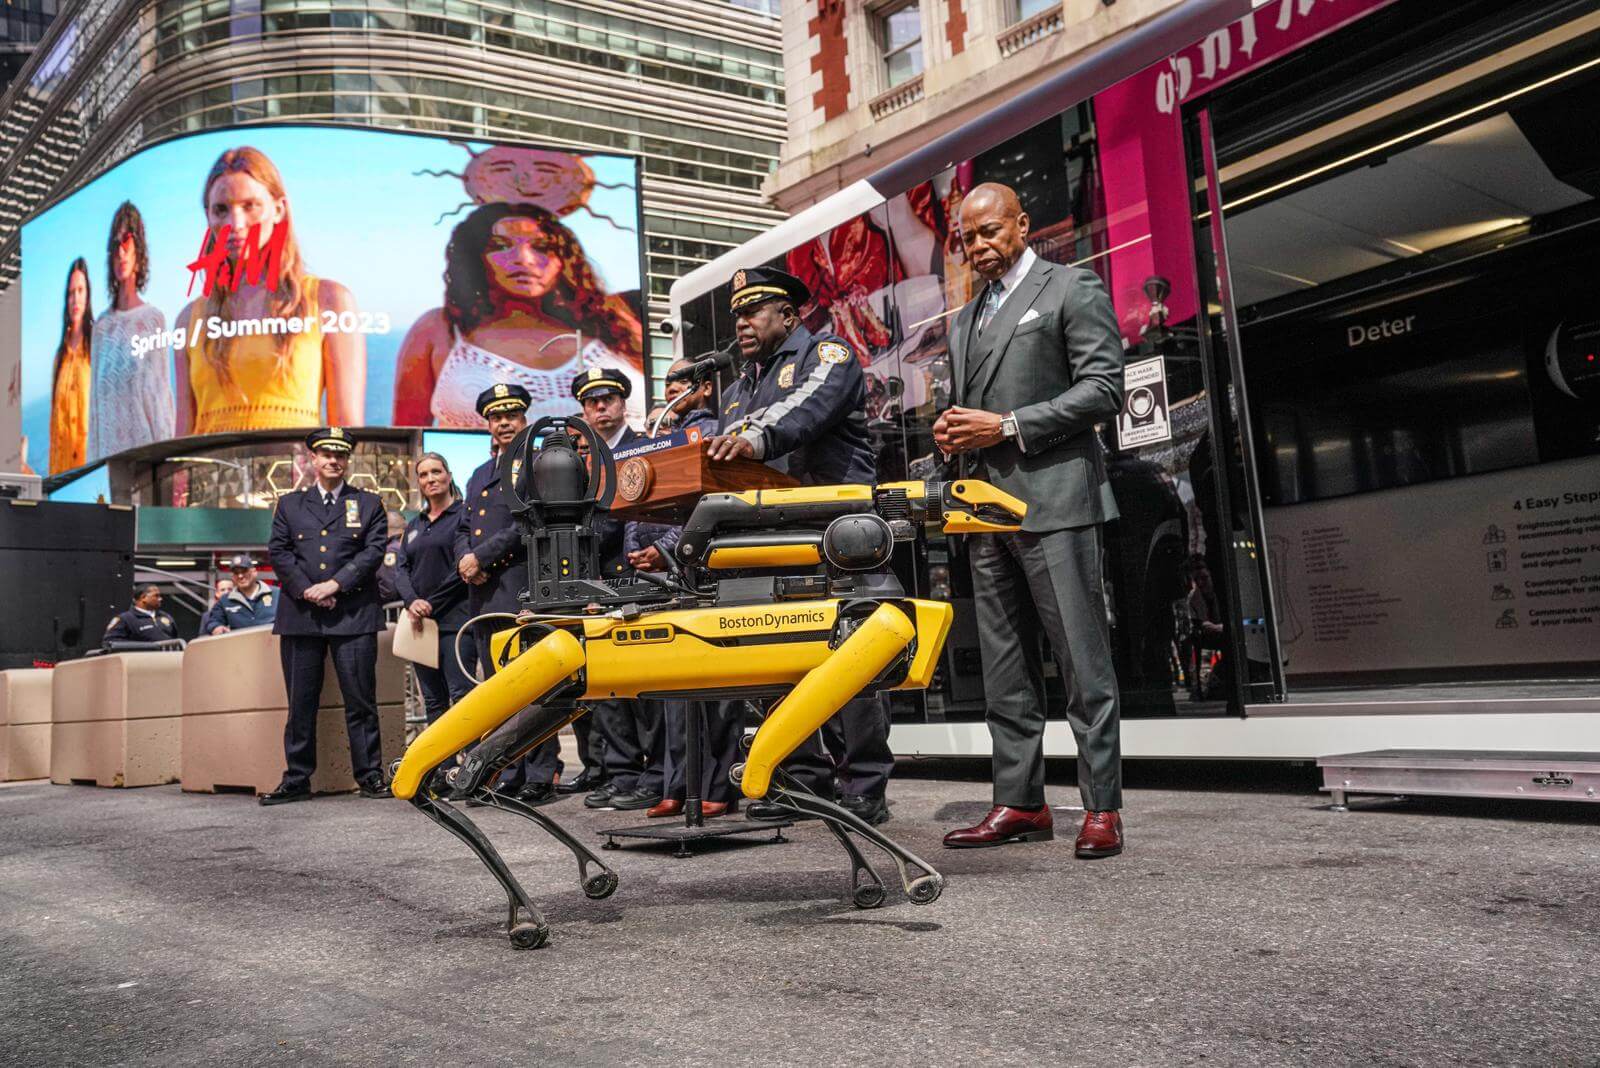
[{"x1": 1, "y1": 757, "x2": 1596, "y2": 1067}]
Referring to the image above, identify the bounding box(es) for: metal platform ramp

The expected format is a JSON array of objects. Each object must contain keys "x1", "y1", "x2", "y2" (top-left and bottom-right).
[{"x1": 1318, "y1": 750, "x2": 1600, "y2": 809}]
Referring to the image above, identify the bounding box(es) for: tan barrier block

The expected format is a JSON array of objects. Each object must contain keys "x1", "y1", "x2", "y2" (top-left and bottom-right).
[
  {"x1": 0, "y1": 669, "x2": 54, "y2": 780},
  {"x1": 50, "y1": 653, "x2": 184, "y2": 787},
  {"x1": 181, "y1": 626, "x2": 405, "y2": 795}
]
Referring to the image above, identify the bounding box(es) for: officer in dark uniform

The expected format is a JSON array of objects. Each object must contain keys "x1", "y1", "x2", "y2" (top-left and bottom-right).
[
  {"x1": 199, "y1": 554, "x2": 277, "y2": 636},
  {"x1": 573, "y1": 368, "x2": 665, "y2": 812},
  {"x1": 455, "y1": 383, "x2": 563, "y2": 806},
  {"x1": 706, "y1": 266, "x2": 895, "y2": 825},
  {"x1": 104, "y1": 585, "x2": 180, "y2": 646},
  {"x1": 260, "y1": 428, "x2": 391, "y2": 806}
]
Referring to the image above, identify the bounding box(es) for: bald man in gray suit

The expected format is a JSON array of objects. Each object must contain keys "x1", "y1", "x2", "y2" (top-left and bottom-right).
[{"x1": 935, "y1": 182, "x2": 1125, "y2": 858}]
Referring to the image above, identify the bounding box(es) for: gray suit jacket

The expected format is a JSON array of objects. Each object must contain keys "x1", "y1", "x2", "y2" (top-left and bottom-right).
[{"x1": 950, "y1": 256, "x2": 1124, "y2": 533}]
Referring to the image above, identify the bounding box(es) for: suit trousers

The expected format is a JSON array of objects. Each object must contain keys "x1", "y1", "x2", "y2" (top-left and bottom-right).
[
  {"x1": 570, "y1": 711, "x2": 603, "y2": 778},
  {"x1": 821, "y1": 694, "x2": 894, "y2": 799},
  {"x1": 412, "y1": 628, "x2": 476, "y2": 726},
  {"x1": 661, "y1": 700, "x2": 741, "y2": 804},
  {"x1": 473, "y1": 626, "x2": 563, "y2": 790},
  {"x1": 279, "y1": 633, "x2": 383, "y2": 788},
  {"x1": 590, "y1": 699, "x2": 664, "y2": 794},
  {"x1": 970, "y1": 526, "x2": 1122, "y2": 811}
]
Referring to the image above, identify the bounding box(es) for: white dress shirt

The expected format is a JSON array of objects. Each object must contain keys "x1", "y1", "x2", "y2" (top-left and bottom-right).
[
  {"x1": 317, "y1": 480, "x2": 346, "y2": 506},
  {"x1": 976, "y1": 246, "x2": 1039, "y2": 451}
]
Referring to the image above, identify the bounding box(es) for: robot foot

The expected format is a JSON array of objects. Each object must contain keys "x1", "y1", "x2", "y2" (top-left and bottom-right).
[
  {"x1": 767, "y1": 778, "x2": 944, "y2": 908},
  {"x1": 472, "y1": 789, "x2": 620, "y2": 901},
  {"x1": 409, "y1": 793, "x2": 552, "y2": 950}
]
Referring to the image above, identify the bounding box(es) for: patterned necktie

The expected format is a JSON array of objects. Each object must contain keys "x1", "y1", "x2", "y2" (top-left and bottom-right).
[{"x1": 977, "y1": 280, "x2": 1004, "y2": 334}]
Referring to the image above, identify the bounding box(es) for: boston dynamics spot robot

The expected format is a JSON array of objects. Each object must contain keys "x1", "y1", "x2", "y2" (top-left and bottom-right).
[{"x1": 389, "y1": 416, "x2": 1026, "y2": 948}]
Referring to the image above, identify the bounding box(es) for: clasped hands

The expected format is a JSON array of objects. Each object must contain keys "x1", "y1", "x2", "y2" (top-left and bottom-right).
[
  {"x1": 303, "y1": 579, "x2": 340, "y2": 609},
  {"x1": 932, "y1": 407, "x2": 1006, "y2": 456}
]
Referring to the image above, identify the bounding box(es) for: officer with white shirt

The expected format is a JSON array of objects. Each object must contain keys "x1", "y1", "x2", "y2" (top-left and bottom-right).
[
  {"x1": 199, "y1": 554, "x2": 277, "y2": 636},
  {"x1": 104, "y1": 585, "x2": 180, "y2": 646}
]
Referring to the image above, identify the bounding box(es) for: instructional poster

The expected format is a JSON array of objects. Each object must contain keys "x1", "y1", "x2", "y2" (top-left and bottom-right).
[
  {"x1": 1265, "y1": 457, "x2": 1600, "y2": 676},
  {"x1": 1117, "y1": 356, "x2": 1172, "y2": 449}
]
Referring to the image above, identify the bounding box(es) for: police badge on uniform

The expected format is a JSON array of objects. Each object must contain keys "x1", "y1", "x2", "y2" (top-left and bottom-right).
[
  {"x1": 384, "y1": 551, "x2": 397, "y2": 567},
  {"x1": 778, "y1": 362, "x2": 795, "y2": 389},
  {"x1": 263, "y1": 594, "x2": 272, "y2": 606},
  {"x1": 345, "y1": 499, "x2": 361, "y2": 527},
  {"x1": 818, "y1": 342, "x2": 851, "y2": 365}
]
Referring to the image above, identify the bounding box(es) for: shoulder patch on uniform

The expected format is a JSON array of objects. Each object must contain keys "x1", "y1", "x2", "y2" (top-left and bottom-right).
[{"x1": 817, "y1": 341, "x2": 851, "y2": 365}]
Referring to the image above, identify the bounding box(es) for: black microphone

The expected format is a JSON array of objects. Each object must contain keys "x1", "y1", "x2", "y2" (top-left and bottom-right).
[{"x1": 668, "y1": 342, "x2": 739, "y2": 386}]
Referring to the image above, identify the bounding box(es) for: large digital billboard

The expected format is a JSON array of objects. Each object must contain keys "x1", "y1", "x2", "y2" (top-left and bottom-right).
[{"x1": 18, "y1": 125, "x2": 645, "y2": 476}]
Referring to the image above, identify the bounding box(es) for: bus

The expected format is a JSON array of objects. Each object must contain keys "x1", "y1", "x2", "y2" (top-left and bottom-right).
[{"x1": 669, "y1": 0, "x2": 1600, "y2": 762}]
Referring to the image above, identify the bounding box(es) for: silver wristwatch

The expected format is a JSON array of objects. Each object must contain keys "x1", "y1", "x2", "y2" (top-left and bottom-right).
[{"x1": 1000, "y1": 413, "x2": 1019, "y2": 439}]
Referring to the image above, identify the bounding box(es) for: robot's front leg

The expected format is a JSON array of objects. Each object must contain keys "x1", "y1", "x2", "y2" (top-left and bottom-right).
[
  {"x1": 476, "y1": 783, "x2": 619, "y2": 902},
  {"x1": 734, "y1": 603, "x2": 945, "y2": 907},
  {"x1": 412, "y1": 792, "x2": 550, "y2": 949},
  {"x1": 391, "y1": 628, "x2": 601, "y2": 948}
]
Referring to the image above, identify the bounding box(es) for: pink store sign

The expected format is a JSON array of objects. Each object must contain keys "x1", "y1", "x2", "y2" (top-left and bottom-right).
[{"x1": 1094, "y1": 0, "x2": 1399, "y2": 345}]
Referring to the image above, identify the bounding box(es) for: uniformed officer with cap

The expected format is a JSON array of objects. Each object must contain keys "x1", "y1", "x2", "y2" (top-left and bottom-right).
[
  {"x1": 199, "y1": 554, "x2": 277, "y2": 636},
  {"x1": 260, "y1": 428, "x2": 391, "y2": 806},
  {"x1": 705, "y1": 266, "x2": 894, "y2": 825},
  {"x1": 456, "y1": 383, "x2": 564, "y2": 806},
  {"x1": 104, "y1": 585, "x2": 180, "y2": 646},
  {"x1": 571, "y1": 369, "x2": 666, "y2": 812}
]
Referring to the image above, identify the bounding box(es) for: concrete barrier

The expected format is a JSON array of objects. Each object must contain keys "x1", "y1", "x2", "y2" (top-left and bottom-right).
[
  {"x1": 180, "y1": 627, "x2": 406, "y2": 795},
  {"x1": 50, "y1": 652, "x2": 184, "y2": 787},
  {"x1": 0, "y1": 668, "x2": 53, "y2": 781}
]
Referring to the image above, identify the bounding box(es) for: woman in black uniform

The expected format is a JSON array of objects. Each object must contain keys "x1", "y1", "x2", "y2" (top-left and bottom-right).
[{"x1": 395, "y1": 452, "x2": 475, "y2": 722}]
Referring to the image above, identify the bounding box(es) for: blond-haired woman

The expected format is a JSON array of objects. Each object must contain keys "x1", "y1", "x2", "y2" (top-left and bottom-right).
[{"x1": 175, "y1": 146, "x2": 365, "y2": 434}]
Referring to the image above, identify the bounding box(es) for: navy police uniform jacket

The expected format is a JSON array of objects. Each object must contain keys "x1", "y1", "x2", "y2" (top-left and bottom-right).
[
  {"x1": 268, "y1": 484, "x2": 388, "y2": 636},
  {"x1": 105, "y1": 607, "x2": 179, "y2": 644},
  {"x1": 456, "y1": 454, "x2": 528, "y2": 615},
  {"x1": 720, "y1": 324, "x2": 875, "y2": 486},
  {"x1": 199, "y1": 584, "x2": 278, "y2": 635},
  {"x1": 395, "y1": 500, "x2": 470, "y2": 632},
  {"x1": 596, "y1": 426, "x2": 644, "y2": 576}
]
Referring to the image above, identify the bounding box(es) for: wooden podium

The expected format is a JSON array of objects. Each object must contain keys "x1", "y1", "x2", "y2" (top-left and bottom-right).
[{"x1": 607, "y1": 435, "x2": 796, "y2": 522}]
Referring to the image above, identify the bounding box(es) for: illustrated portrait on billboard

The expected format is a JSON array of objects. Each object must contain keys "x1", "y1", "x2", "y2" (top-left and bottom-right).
[
  {"x1": 89, "y1": 201, "x2": 173, "y2": 459},
  {"x1": 175, "y1": 146, "x2": 366, "y2": 436},
  {"x1": 49, "y1": 258, "x2": 93, "y2": 474},
  {"x1": 392, "y1": 150, "x2": 645, "y2": 427}
]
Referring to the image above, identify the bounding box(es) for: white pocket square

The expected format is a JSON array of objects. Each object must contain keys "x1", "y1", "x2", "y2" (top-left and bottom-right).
[{"x1": 1018, "y1": 308, "x2": 1042, "y2": 324}]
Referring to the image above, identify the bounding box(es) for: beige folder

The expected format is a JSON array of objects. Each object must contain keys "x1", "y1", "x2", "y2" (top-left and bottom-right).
[{"x1": 393, "y1": 616, "x2": 439, "y2": 669}]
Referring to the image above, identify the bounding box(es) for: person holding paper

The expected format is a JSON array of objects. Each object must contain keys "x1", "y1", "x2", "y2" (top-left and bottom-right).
[{"x1": 395, "y1": 452, "x2": 473, "y2": 723}]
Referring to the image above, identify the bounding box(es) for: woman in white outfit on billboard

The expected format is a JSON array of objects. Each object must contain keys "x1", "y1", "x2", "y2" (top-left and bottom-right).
[
  {"x1": 88, "y1": 201, "x2": 173, "y2": 460},
  {"x1": 391, "y1": 201, "x2": 644, "y2": 428}
]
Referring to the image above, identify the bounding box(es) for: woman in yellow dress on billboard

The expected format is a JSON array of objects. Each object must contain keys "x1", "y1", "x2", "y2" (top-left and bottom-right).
[
  {"x1": 174, "y1": 147, "x2": 365, "y2": 435},
  {"x1": 48, "y1": 258, "x2": 93, "y2": 474}
]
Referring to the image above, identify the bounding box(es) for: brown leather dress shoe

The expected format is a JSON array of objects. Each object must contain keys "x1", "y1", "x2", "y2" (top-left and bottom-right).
[
  {"x1": 1075, "y1": 810, "x2": 1123, "y2": 858},
  {"x1": 646, "y1": 798, "x2": 683, "y2": 819},
  {"x1": 942, "y1": 805, "x2": 1053, "y2": 849},
  {"x1": 700, "y1": 801, "x2": 730, "y2": 818}
]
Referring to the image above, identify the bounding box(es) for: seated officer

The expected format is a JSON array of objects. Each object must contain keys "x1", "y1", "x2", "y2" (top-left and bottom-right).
[
  {"x1": 104, "y1": 585, "x2": 179, "y2": 646},
  {"x1": 200, "y1": 554, "x2": 277, "y2": 636},
  {"x1": 260, "y1": 428, "x2": 391, "y2": 806},
  {"x1": 705, "y1": 266, "x2": 893, "y2": 826},
  {"x1": 573, "y1": 368, "x2": 666, "y2": 813}
]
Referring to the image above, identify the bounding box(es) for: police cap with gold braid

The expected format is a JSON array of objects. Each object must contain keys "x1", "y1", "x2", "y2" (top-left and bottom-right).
[
  {"x1": 571, "y1": 366, "x2": 632, "y2": 402},
  {"x1": 475, "y1": 382, "x2": 532, "y2": 418},
  {"x1": 306, "y1": 426, "x2": 355, "y2": 453},
  {"x1": 729, "y1": 265, "x2": 810, "y2": 314}
]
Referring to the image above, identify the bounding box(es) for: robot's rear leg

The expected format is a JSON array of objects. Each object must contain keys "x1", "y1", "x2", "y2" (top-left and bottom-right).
[
  {"x1": 476, "y1": 790, "x2": 619, "y2": 901},
  {"x1": 766, "y1": 776, "x2": 944, "y2": 907},
  {"x1": 410, "y1": 793, "x2": 549, "y2": 949}
]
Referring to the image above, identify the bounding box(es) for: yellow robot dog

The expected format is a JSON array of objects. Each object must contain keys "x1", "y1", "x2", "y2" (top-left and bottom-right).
[{"x1": 390, "y1": 416, "x2": 1025, "y2": 949}]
